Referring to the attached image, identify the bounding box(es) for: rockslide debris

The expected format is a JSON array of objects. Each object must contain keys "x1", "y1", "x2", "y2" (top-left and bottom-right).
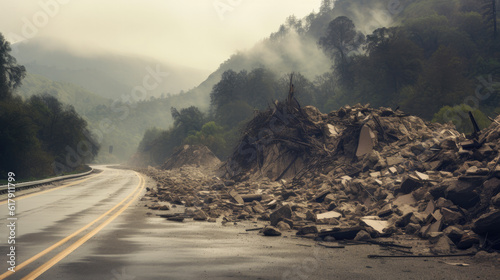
[{"x1": 141, "y1": 98, "x2": 500, "y2": 253}]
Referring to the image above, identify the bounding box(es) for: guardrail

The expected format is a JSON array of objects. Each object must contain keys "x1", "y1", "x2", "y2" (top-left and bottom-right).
[{"x1": 0, "y1": 168, "x2": 94, "y2": 193}]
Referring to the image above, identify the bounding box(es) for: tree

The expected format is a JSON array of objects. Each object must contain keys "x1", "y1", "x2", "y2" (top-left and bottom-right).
[
  {"x1": 243, "y1": 68, "x2": 277, "y2": 109},
  {"x1": 0, "y1": 96, "x2": 52, "y2": 178},
  {"x1": 319, "y1": 0, "x2": 335, "y2": 14},
  {"x1": 171, "y1": 106, "x2": 205, "y2": 136},
  {"x1": 278, "y1": 73, "x2": 316, "y2": 106},
  {"x1": 215, "y1": 100, "x2": 254, "y2": 128},
  {"x1": 184, "y1": 121, "x2": 227, "y2": 158},
  {"x1": 362, "y1": 27, "x2": 423, "y2": 105},
  {"x1": 481, "y1": 0, "x2": 498, "y2": 39},
  {"x1": 433, "y1": 104, "x2": 490, "y2": 133},
  {"x1": 318, "y1": 16, "x2": 365, "y2": 84},
  {"x1": 28, "y1": 94, "x2": 100, "y2": 164},
  {"x1": 0, "y1": 33, "x2": 26, "y2": 99},
  {"x1": 210, "y1": 70, "x2": 247, "y2": 112}
]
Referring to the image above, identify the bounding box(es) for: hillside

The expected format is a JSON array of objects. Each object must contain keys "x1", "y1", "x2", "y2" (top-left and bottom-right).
[
  {"x1": 15, "y1": 73, "x2": 111, "y2": 114},
  {"x1": 12, "y1": 38, "x2": 211, "y2": 100},
  {"x1": 13, "y1": 70, "x2": 211, "y2": 164}
]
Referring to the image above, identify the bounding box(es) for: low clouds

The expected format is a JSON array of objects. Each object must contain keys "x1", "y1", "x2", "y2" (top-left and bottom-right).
[{"x1": 1, "y1": 0, "x2": 321, "y2": 71}]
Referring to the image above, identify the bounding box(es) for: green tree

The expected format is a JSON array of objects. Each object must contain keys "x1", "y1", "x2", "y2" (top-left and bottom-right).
[
  {"x1": 319, "y1": 16, "x2": 365, "y2": 84},
  {"x1": 0, "y1": 97, "x2": 52, "y2": 178},
  {"x1": 210, "y1": 70, "x2": 247, "y2": 113},
  {"x1": 185, "y1": 121, "x2": 227, "y2": 158},
  {"x1": 28, "y1": 94, "x2": 99, "y2": 165},
  {"x1": 243, "y1": 68, "x2": 277, "y2": 109},
  {"x1": 362, "y1": 27, "x2": 423, "y2": 105},
  {"x1": 481, "y1": 0, "x2": 498, "y2": 39},
  {"x1": 278, "y1": 73, "x2": 316, "y2": 106},
  {"x1": 433, "y1": 104, "x2": 490, "y2": 133},
  {"x1": 0, "y1": 33, "x2": 26, "y2": 99},
  {"x1": 171, "y1": 106, "x2": 205, "y2": 136},
  {"x1": 216, "y1": 100, "x2": 254, "y2": 128}
]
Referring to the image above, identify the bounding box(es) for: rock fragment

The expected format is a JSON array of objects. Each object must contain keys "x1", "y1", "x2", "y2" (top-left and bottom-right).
[{"x1": 263, "y1": 226, "x2": 282, "y2": 236}]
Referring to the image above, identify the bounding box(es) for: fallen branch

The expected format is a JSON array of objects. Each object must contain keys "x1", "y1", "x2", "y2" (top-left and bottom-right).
[{"x1": 245, "y1": 227, "x2": 264, "y2": 232}]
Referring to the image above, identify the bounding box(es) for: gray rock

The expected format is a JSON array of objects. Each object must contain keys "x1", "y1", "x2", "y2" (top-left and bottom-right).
[
  {"x1": 193, "y1": 210, "x2": 208, "y2": 221},
  {"x1": 277, "y1": 221, "x2": 291, "y2": 231},
  {"x1": 323, "y1": 236, "x2": 336, "y2": 242},
  {"x1": 296, "y1": 226, "x2": 319, "y2": 235},
  {"x1": 158, "y1": 205, "x2": 170, "y2": 211},
  {"x1": 491, "y1": 193, "x2": 500, "y2": 208},
  {"x1": 457, "y1": 232, "x2": 480, "y2": 249},
  {"x1": 435, "y1": 197, "x2": 454, "y2": 209},
  {"x1": 324, "y1": 193, "x2": 336, "y2": 205},
  {"x1": 377, "y1": 204, "x2": 393, "y2": 218},
  {"x1": 473, "y1": 210, "x2": 500, "y2": 235},
  {"x1": 405, "y1": 223, "x2": 421, "y2": 235},
  {"x1": 400, "y1": 176, "x2": 423, "y2": 194},
  {"x1": 484, "y1": 178, "x2": 500, "y2": 196},
  {"x1": 354, "y1": 230, "x2": 371, "y2": 241},
  {"x1": 270, "y1": 205, "x2": 292, "y2": 226},
  {"x1": 441, "y1": 208, "x2": 463, "y2": 225},
  {"x1": 465, "y1": 166, "x2": 489, "y2": 176},
  {"x1": 263, "y1": 226, "x2": 282, "y2": 236},
  {"x1": 444, "y1": 179, "x2": 480, "y2": 209},
  {"x1": 443, "y1": 226, "x2": 465, "y2": 244},
  {"x1": 431, "y1": 235, "x2": 453, "y2": 255},
  {"x1": 494, "y1": 165, "x2": 500, "y2": 178},
  {"x1": 229, "y1": 190, "x2": 244, "y2": 204}
]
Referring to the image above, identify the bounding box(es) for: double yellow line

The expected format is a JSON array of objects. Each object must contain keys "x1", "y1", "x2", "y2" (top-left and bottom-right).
[{"x1": 0, "y1": 172, "x2": 145, "y2": 280}]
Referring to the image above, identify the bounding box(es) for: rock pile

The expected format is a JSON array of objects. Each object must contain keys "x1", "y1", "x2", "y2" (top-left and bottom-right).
[
  {"x1": 141, "y1": 100, "x2": 500, "y2": 253},
  {"x1": 161, "y1": 144, "x2": 221, "y2": 171}
]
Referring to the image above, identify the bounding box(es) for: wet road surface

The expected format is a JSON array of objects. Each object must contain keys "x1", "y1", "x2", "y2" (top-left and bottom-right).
[{"x1": 1, "y1": 166, "x2": 499, "y2": 279}]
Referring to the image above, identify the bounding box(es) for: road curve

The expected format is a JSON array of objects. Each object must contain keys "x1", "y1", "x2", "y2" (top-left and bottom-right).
[{"x1": 0, "y1": 166, "x2": 144, "y2": 280}]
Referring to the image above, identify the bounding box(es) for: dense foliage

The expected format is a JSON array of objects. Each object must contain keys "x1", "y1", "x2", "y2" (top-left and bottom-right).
[{"x1": 0, "y1": 34, "x2": 99, "y2": 180}]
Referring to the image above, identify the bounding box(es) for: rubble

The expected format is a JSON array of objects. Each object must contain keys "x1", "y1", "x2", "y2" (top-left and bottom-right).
[
  {"x1": 139, "y1": 99, "x2": 500, "y2": 253},
  {"x1": 263, "y1": 226, "x2": 282, "y2": 236},
  {"x1": 161, "y1": 144, "x2": 221, "y2": 170}
]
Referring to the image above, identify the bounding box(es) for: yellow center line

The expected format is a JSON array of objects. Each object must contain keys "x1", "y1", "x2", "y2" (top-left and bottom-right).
[
  {"x1": 20, "y1": 173, "x2": 145, "y2": 280},
  {"x1": 0, "y1": 172, "x2": 144, "y2": 280},
  {"x1": 0, "y1": 172, "x2": 104, "y2": 205}
]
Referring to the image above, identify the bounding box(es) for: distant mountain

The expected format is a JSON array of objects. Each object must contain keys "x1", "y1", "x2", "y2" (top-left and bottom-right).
[
  {"x1": 16, "y1": 73, "x2": 111, "y2": 114},
  {"x1": 12, "y1": 38, "x2": 211, "y2": 100}
]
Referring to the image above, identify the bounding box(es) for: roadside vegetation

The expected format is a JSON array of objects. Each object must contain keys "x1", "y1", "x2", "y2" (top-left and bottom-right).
[{"x1": 0, "y1": 34, "x2": 99, "y2": 180}]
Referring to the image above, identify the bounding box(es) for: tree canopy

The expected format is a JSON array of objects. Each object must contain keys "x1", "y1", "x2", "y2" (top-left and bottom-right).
[
  {"x1": 0, "y1": 34, "x2": 25, "y2": 99},
  {"x1": 0, "y1": 34, "x2": 98, "y2": 180}
]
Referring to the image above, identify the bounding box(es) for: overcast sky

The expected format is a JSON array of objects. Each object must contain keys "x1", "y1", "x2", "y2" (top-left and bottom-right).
[{"x1": 0, "y1": 0, "x2": 322, "y2": 71}]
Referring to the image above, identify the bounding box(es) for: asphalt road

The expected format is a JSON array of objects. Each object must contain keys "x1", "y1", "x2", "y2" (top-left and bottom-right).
[{"x1": 0, "y1": 166, "x2": 499, "y2": 280}]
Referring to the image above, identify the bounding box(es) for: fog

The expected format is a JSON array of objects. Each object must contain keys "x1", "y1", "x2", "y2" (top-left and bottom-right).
[{"x1": 0, "y1": 0, "x2": 322, "y2": 74}]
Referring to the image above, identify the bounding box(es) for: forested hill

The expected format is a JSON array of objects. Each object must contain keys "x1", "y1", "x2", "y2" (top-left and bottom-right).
[
  {"x1": 134, "y1": 0, "x2": 500, "y2": 167},
  {"x1": 14, "y1": 70, "x2": 211, "y2": 164},
  {"x1": 12, "y1": 38, "x2": 211, "y2": 100},
  {"x1": 16, "y1": 73, "x2": 111, "y2": 115},
  {"x1": 0, "y1": 34, "x2": 99, "y2": 180}
]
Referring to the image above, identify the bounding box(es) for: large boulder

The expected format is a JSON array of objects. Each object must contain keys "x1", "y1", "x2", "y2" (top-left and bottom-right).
[
  {"x1": 473, "y1": 210, "x2": 500, "y2": 236},
  {"x1": 270, "y1": 205, "x2": 292, "y2": 226},
  {"x1": 444, "y1": 179, "x2": 481, "y2": 209}
]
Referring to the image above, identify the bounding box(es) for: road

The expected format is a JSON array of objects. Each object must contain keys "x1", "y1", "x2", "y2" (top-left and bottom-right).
[{"x1": 0, "y1": 166, "x2": 499, "y2": 279}]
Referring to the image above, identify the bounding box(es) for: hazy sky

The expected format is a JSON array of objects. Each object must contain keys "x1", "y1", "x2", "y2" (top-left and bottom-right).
[{"x1": 1, "y1": 0, "x2": 322, "y2": 71}]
